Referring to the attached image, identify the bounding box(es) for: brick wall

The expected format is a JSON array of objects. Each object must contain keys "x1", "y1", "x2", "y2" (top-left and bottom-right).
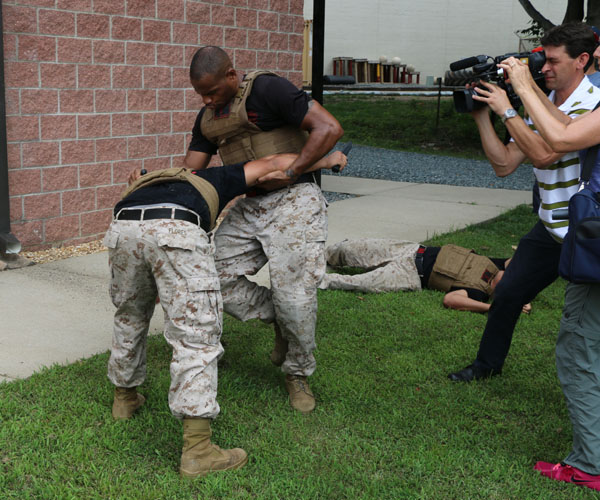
[{"x1": 4, "y1": 0, "x2": 304, "y2": 250}]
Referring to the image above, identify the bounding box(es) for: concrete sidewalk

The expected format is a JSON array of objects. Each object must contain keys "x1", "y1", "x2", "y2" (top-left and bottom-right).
[{"x1": 0, "y1": 177, "x2": 530, "y2": 383}]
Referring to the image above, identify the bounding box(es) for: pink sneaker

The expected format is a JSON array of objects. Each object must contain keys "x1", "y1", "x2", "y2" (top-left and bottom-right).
[{"x1": 534, "y1": 461, "x2": 600, "y2": 491}]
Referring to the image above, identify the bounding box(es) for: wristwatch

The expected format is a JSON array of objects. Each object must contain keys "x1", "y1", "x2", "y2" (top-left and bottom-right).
[{"x1": 501, "y1": 108, "x2": 518, "y2": 124}]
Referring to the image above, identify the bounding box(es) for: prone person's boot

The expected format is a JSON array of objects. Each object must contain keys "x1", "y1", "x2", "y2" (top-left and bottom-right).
[
  {"x1": 112, "y1": 386, "x2": 145, "y2": 419},
  {"x1": 285, "y1": 375, "x2": 315, "y2": 414},
  {"x1": 180, "y1": 418, "x2": 248, "y2": 479},
  {"x1": 269, "y1": 322, "x2": 288, "y2": 367}
]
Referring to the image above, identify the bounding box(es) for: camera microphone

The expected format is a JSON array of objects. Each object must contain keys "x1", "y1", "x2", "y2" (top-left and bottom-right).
[{"x1": 449, "y1": 55, "x2": 486, "y2": 71}]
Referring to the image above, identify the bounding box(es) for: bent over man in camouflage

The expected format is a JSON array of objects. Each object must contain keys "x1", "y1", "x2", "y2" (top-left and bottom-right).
[
  {"x1": 184, "y1": 46, "x2": 343, "y2": 413},
  {"x1": 106, "y1": 150, "x2": 347, "y2": 477}
]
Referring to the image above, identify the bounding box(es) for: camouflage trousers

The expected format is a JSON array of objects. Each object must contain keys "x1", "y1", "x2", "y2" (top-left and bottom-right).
[
  {"x1": 104, "y1": 217, "x2": 223, "y2": 419},
  {"x1": 319, "y1": 238, "x2": 422, "y2": 293},
  {"x1": 214, "y1": 182, "x2": 327, "y2": 377}
]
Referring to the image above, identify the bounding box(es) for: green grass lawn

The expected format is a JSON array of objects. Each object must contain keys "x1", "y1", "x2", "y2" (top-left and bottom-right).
[
  {"x1": 0, "y1": 205, "x2": 591, "y2": 499},
  {"x1": 324, "y1": 95, "x2": 511, "y2": 160}
]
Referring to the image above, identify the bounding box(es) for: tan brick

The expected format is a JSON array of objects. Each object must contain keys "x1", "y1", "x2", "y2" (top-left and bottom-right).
[
  {"x1": 42, "y1": 165, "x2": 78, "y2": 191},
  {"x1": 76, "y1": 13, "x2": 111, "y2": 38},
  {"x1": 94, "y1": 0, "x2": 125, "y2": 15},
  {"x1": 125, "y1": 42, "x2": 157, "y2": 65},
  {"x1": 81, "y1": 209, "x2": 112, "y2": 236},
  {"x1": 7, "y1": 144, "x2": 22, "y2": 169},
  {"x1": 112, "y1": 112, "x2": 143, "y2": 137},
  {"x1": 127, "y1": 89, "x2": 157, "y2": 111},
  {"x1": 5, "y1": 90, "x2": 19, "y2": 116},
  {"x1": 6, "y1": 115, "x2": 39, "y2": 142},
  {"x1": 236, "y1": 8, "x2": 257, "y2": 29},
  {"x1": 158, "y1": 90, "x2": 185, "y2": 111},
  {"x1": 80, "y1": 163, "x2": 112, "y2": 187},
  {"x1": 96, "y1": 185, "x2": 123, "y2": 209},
  {"x1": 248, "y1": 0, "x2": 268, "y2": 8},
  {"x1": 10, "y1": 196, "x2": 23, "y2": 222},
  {"x1": 96, "y1": 138, "x2": 128, "y2": 161},
  {"x1": 173, "y1": 22, "x2": 199, "y2": 44},
  {"x1": 279, "y1": 13, "x2": 293, "y2": 32},
  {"x1": 257, "y1": 50, "x2": 276, "y2": 70},
  {"x1": 22, "y1": 142, "x2": 60, "y2": 168},
  {"x1": 8, "y1": 169, "x2": 41, "y2": 196},
  {"x1": 127, "y1": 0, "x2": 156, "y2": 17},
  {"x1": 173, "y1": 67, "x2": 190, "y2": 89},
  {"x1": 277, "y1": 51, "x2": 293, "y2": 71},
  {"x1": 199, "y1": 25, "x2": 224, "y2": 46},
  {"x1": 60, "y1": 90, "x2": 94, "y2": 113},
  {"x1": 142, "y1": 156, "x2": 171, "y2": 172},
  {"x1": 158, "y1": 0, "x2": 185, "y2": 21},
  {"x1": 5, "y1": 61, "x2": 39, "y2": 88},
  {"x1": 62, "y1": 188, "x2": 96, "y2": 214},
  {"x1": 289, "y1": 33, "x2": 303, "y2": 52},
  {"x1": 226, "y1": 0, "x2": 247, "y2": 6},
  {"x1": 157, "y1": 45, "x2": 184, "y2": 67},
  {"x1": 93, "y1": 40, "x2": 125, "y2": 64},
  {"x1": 144, "y1": 66, "x2": 172, "y2": 89},
  {"x1": 113, "y1": 66, "x2": 143, "y2": 88},
  {"x1": 21, "y1": 90, "x2": 59, "y2": 115},
  {"x1": 184, "y1": 89, "x2": 202, "y2": 111},
  {"x1": 39, "y1": 10, "x2": 75, "y2": 35},
  {"x1": 128, "y1": 135, "x2": 157, "y2": 159},
  {"x1": 78, "y1": 114, "x2": 111, "y2": 138},
  {"x1": 186, "y1": 2, "x2": 211, "y2": 23},
  {"x1": 95, "y1": 90, "x2": 127, "y2": 112},
  {"x1": 78, "y1": 65, "x2": 111, "y2": 89},
  {"x1": 41, "y1": 115, "x2": 77, "y2": 140},
  {"x1": 44, "y1": 215, "x2": 81, "y2": 242},
  {"x1": 143, "y1": 19, "x2": 171, "y2": 43},
  {"x1": 58, "y1": 38, "x2": 93, "y2": 63},
  {"x1": 12, "y1": 221, "x2": 44, "y2": 247},
  {"x1": 271, "y1": 0, "x2": 289, "y2": 13},
  {"x1": 4, "y1": 34, "x2": 17, "y2": 59},
  {"x1": 41, "y1": 63, "x2": 77, "y2": 89},
  {"x1": 288, "y1": 71, "x2": 302, "y2": 87},
  {"x1": 18, "y1": 34, "x2": 56, "y2": 62},
  {"x1": 158, "y1": 134, "x2": 185, "y2": 156},
  {"x1": 289, "y1": 0, "x2": 302, "y2": 15},
  {"x1": 61, "y1": 139, "x2": 95, "y2": 165},
  {"x1": 142, "y1": 112, "x2": 171, "y2": 135},
  {"x1": 24, "y1": 192, "x2": 61, "y2": 219},
  {"x1": 3, "y1": 5, "x2": 37, "y2": 34},
  {"x1": 225, "y1": 28, "x2": 247, "y2": 48},
  {"x1": 112, "y1": 16, "x2": 142, "y2": 40}
]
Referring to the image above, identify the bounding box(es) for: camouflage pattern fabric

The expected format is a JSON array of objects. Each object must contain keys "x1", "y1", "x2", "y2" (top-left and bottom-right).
[
  {"x1": 104, "y1": 217, "x2": 223, "y2": 419},
  {"x1": 319, "y1": 238, "x2": 422, "y2": 293},
  {"x1": 214, "y1": 182, "x2": 327, "y2": 377}
]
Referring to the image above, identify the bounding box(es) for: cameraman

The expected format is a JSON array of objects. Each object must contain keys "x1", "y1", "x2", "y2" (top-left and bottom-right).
[
  {"x1": 498, "y1": 42, "x2": 600, "y2": 493},
  {"x1": 449, "y1": 22, "x2": 600, "y2": 382}
]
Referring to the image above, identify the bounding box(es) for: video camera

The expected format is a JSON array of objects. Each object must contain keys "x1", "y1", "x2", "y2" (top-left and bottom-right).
[{"x1": 447, "y1": 50, "x2": 546, "y2": 113}]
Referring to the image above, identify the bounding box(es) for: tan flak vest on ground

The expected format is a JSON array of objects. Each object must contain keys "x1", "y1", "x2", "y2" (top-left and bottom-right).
[
  {"x1": 200, "y1": 70, "x2": 308, "y2": 164},
  {"x1": 121, "y1": 168, "x2": 220, "y2": 230},
  {"x1": 428, "y1": 244, "x2": 499, "y2": 296}
]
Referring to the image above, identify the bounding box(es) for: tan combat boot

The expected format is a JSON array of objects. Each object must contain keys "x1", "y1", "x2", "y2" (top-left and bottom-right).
[
  {"x1": 269, "y1": 322, "x2": 288, "y2": 367},
  {"x1": 285, "y1": 375, "x2": 315, "y2": 414},
  {"x1": 180, "y1": 418, "x2": 248, "y2": 479},
  {"x1": 112, "y1": 387, "x2": 145, "y2": 419}
]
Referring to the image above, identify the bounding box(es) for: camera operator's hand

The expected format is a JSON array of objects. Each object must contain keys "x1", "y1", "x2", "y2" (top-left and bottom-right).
[
  {"x1": 471, "y1": 80, "x2": 513, "y2": 117},
  {"x1": 497, "y1": 57, "x2": 534, "y2": 96}
]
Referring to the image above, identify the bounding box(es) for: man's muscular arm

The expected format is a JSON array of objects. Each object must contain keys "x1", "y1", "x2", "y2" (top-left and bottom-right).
[{"x1": 184, "y1": 150, "x2": 212, "y2": 170}]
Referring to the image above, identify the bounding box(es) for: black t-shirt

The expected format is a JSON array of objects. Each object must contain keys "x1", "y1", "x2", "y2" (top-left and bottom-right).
[
  {"x1": 113, "y1": 163, "x2": 247, "y2": 232},
  {"x1": 189, "y1": 74, "x2": 311, "y2": 154},
  {"x1": 421, "y1": 247, "x2": 506, "y2": 302}
]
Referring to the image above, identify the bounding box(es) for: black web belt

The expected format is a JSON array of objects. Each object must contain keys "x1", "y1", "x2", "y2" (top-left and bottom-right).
[
  {"x1": 415, "y1": 245, "x2": 427, "y2": 278},
  {"x1": 116, "y1": 207, "x2": 201, "y2": 226}
]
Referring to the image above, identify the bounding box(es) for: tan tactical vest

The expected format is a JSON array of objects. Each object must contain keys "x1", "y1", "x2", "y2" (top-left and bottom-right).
[
  {"x1": 121, "y1": 168, "x2": 220, "y2": 230},
  {"x1": 428, "y1": 244, "x2": 499, "y2": 296},
  {"x1": 200, "y1": 70, "x2": 308, "y2": 164}
]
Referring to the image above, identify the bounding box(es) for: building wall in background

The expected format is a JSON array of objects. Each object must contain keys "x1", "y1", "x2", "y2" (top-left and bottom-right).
[
  {"x1": 304, "y1": 0, "x2": 567, "y2": 80},
  {"x1": 5, "y1": 0, "x2": 303, "y2": 250}
]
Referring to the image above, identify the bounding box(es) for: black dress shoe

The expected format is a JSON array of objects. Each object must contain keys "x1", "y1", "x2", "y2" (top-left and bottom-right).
[{"x1": 448, "y1": 363, "x2": 501, "y2": 382}]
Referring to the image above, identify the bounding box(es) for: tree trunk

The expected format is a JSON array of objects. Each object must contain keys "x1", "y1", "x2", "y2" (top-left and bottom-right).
[
  {"x1": 587, "y1": 0, "x2": 600, "y2": 27},
  {"x1": 518, "y1": 0, "x2": 556, "y2": 31}
]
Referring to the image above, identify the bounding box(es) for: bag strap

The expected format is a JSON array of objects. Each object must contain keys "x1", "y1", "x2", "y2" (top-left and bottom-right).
[{"x1": 580, "y1": 99, "x2": 600, "y2": 182}]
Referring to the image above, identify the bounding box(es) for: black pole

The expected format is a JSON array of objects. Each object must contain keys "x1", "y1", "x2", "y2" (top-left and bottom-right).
[
  {"x1": 0, "y1": 1, "x2": 20, "y2": 253},
  {"x1": 435, "y1": 77, "x2": 442, "y2": 130},
  {"x1": 311, "y1": 0, "x2": 325, "y2": 105}
]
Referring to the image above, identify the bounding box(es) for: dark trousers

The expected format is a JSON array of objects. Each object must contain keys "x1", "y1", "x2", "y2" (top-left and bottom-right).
[{"x1": 474, "y1": 221, "x2": 562, "y2": 372}]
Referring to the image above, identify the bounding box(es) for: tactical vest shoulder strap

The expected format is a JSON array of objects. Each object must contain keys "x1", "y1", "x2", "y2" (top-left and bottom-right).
[{"x1": 121, "y1": 168, "x2": 220, "y2": 230}]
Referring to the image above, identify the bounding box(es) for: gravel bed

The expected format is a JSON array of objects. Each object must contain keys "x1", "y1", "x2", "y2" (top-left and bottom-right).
[{"x1": 323, "y1": 143, "x2": 534, "y2": 191}]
